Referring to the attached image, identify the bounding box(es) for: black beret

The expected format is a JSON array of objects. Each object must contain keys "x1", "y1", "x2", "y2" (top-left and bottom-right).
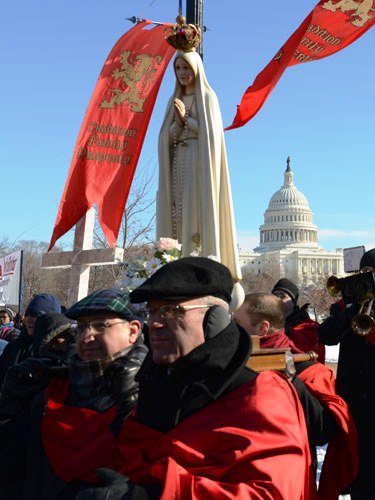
[
  {"x1": 360, "y1": 248, "x2": 375, "y2": 269},
  {"x1": 130, "y1": 257, "x2": 234, "y2": 304},
  {"x1": 272, "y1": 278, "x2": 299, "y2": 303}
]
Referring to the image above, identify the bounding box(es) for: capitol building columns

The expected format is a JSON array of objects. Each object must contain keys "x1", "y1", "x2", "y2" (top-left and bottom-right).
[{"x1": 240, "y1": 157, "x2": 343, "y2": 285}]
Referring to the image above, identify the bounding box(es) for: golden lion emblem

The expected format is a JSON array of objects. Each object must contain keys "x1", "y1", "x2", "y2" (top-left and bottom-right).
[
  {"x1": 321, "y1": 0, "x2": 375, "y2": 27},
  {"x1": 100, "y1": 51, "x2": 164, "y2": 112}
]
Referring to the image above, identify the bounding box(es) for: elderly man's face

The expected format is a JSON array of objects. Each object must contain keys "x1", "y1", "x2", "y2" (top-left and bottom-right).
[
  {"x1": 76, "y1": 313, "x2": 140, "y2": 361},
  {"x1": 146, "y1": 299, "x2": 209, "y2": 365}
]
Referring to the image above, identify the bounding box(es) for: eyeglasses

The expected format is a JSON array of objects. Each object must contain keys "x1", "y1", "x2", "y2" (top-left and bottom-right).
[
  {"x1": 76, "y1": 320, "x2": 128, "y2": 336},
  {"x1": 360, "y1": 267, "x2": 375, "y2": 273},
  {"x1": 146, "y1": 304, "x2": 210, "y2": 321}
]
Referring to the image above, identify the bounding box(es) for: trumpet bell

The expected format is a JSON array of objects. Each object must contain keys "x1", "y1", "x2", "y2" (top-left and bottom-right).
[
  {"x1": 352, "y1": 314, "x2": 375, "y2": 337},
  {"x1": 327, "y1": 276, "x2": 341, "y2": 297}
]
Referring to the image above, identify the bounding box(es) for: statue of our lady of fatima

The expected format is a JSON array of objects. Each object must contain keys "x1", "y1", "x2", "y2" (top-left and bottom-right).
[{"x1": 156, "y1": 13, "x2": 244, "y2": 309}]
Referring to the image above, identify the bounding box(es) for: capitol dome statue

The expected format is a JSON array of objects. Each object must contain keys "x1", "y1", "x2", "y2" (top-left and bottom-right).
[
  {"x1": 239, "y1": 157, "x2": 344, "y2": 284},
  {"x1": 255, "y1": 157, "x2": 318, "y2": 252}
]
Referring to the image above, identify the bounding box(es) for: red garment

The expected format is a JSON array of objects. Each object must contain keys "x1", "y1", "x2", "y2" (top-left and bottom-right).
[
  {"x1": 48, "y1": 21, "x2": 175, "y2": 250},
  {"x1": 41, "y1": 378, "x2": 117, "y2": 483},
  {"x1": 299, "y1": 364, "x2": 358, "y2": 500},
  {"x1": 115, "y1": 372, "x2": 316, "y2": 499},
  {"x1": 259, "y1": 328, "x2": 303, "y2": 353},
  {"x1": 226, "y1": 0, "x2": 375, "y2": 129},
  {"x1": 288, "y1": 319, "x2": 326, "y2": 363}
]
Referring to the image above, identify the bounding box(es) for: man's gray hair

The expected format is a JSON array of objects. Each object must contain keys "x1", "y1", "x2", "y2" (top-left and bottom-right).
[{"x1": 197, "y1": 295, "x2": 230, "y2": 311}]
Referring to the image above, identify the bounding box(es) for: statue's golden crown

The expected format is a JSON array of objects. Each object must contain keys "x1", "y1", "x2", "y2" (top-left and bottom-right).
[{"x1": 165, "y1": 15, "x2": 201, "y2": 52}]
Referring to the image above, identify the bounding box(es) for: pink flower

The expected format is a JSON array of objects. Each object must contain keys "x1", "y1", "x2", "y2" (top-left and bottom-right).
[{"x1": 154, "y1": 238, "x2": 182, "y2": 252}]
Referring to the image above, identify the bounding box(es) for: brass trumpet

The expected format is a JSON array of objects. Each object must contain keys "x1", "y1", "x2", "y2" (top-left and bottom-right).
[
  {"x1": 326, "y1": 273, "x2": 375, "y2": 337},
  {"x1": 352, "y1": 299, "x2": 375, "y2": 336},
  {"x1": 326, "y1": 275, "x2": 342, "y2": 297},
  {"x1": 326, "y1": 272, "x2": 375, "y2": 302}
]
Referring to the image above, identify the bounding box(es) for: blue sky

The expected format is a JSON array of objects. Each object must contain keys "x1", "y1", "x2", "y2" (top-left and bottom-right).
[{"x1": 2, "y1": 0, "x2": 374, "y2": 254}]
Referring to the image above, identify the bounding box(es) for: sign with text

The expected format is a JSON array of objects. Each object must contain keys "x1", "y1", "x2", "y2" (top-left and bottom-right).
[
  {"x1": 226, "y1": 0, "x2": 375, "y2": 129},
  {"x1": 0, "y1": 250, "x2": 23, "y2": 307},
  {"x1": 49, "y1": 20, "x2": 175, "y2": 250}
]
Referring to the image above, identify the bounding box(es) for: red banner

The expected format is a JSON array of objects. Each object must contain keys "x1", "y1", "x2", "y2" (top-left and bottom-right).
[
  {"x1": 49, "y1": 21, "x2": 175, "y2": 250},
  {"x1": 226, "y1": 0, "x2": 375, "y2": 130}
]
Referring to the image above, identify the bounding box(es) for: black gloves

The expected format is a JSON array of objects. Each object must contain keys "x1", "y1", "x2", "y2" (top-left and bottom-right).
[
  {"x1": 74, "y1": 469, "x2": 132, "y2": 500},
  {"x1": 0, "y1": 357, "x2": 64, "y2": 418},
  {"x1": 74, "y1": 468, "x2": 160, "y2": 500}
]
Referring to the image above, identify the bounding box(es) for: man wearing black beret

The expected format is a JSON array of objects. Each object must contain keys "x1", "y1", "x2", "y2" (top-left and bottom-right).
[{"x1": 76, "y1": 257, "x2": 316, "y2": 500}]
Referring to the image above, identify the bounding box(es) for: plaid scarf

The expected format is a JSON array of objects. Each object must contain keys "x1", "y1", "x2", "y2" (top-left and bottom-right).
[{"x1": 67, "y1": 347, "x2": 133, "y2": 412}]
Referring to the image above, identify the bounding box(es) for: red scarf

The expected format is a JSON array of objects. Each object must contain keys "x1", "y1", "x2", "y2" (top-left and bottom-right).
[
  {"x1": 41, "y1": 378, "x2": 117, "y2": 483},
  {"x1": 115, "y1": 373, "x2": 316, "y2": 499},
  {"x1": 259, "y1": 329, "x2": 303, "y2": 353}
]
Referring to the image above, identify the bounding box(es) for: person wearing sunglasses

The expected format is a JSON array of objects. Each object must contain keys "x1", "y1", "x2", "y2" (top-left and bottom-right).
[{"x1": 76, "y1": 257, "x2": 316, "y2": 500}]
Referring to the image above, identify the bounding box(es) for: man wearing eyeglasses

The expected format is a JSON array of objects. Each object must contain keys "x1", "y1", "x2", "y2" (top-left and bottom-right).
[
  {"x1": 75, "y1": 257, "x2": 316, "y2": 500},
  {"x1": 0, "y1": 288, "x2": 147, "y2": 500}
]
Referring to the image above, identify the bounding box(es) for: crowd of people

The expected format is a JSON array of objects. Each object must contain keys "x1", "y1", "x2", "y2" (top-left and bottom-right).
[{"x1": 0, "y1": 250, "x2": 374, "y2": 499}]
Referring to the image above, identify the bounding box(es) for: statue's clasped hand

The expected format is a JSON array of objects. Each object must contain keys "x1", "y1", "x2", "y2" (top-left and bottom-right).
[{"x1": 173, "y1": 98, "x2": 186, "y2": 127}]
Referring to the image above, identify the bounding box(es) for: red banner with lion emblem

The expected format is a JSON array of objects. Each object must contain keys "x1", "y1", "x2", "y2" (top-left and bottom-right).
[
  {"x1": 226, "y1": 0, "x2": 375, "y2": 130},
  {"x1": 49, "y1": 21, "x2": 175, "y2": 250}
]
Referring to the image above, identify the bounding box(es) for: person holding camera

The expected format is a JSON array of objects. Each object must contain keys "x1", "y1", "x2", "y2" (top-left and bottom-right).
[{"x1": 318, "y1": 248, "x2": 375, "y2": 499}]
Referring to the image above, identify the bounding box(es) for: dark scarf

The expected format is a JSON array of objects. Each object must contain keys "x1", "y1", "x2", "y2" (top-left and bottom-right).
[
  {"x1": 136, "y1": 322, "x2": 253, "y2": 432},
  {"x1": 67, "y1": 347, "x2": 133, "y2": 412}
]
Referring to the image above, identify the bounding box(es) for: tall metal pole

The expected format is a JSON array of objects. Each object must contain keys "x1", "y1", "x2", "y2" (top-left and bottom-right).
[{"x1": 186, "y1": 0, "x2": 203, "y2": 59}]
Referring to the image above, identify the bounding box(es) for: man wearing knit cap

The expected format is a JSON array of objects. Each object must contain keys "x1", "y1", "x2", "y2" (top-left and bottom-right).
[
  {"x1": 0, "y1": 293, "x2": 61, "y2": 384},
  {"x1": 319, "y1": 247, "x2": 375, "y2": 498},
  {"x1": 272, "y1": 278, "x2": 325, "y2": 363},
  {"x1": 76, "y1": 257, "x2": 316, "y2": 500}
]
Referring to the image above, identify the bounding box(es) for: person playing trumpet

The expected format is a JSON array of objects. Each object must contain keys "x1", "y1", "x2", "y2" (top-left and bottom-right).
[{"x1": 319, "y1": 248, "x2": 375, "y2": 499}]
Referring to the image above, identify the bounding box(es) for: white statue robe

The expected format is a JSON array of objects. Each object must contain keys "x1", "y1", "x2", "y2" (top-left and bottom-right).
[{"x1": 157, "y1": 51, "x2": 241, "y2": 281}]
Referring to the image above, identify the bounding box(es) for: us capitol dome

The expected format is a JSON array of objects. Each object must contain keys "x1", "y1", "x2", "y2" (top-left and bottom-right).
[
  {"x1": 240, "y1": 157, "x2": 344, "y2": 284},
  {"x1": 256, "y1": 156, "x2": 318, "y2": 252}
]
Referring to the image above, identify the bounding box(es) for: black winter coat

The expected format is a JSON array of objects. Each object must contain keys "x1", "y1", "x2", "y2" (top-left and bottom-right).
[
  {"x1": 318, "y1": 305, "x2": 375, "y2": 497},
  {"x1": 0, "y1": 342, "x2": 147, "y2": 500},
  {"x1": 0, "y1": 329, "x2": 32, "y2": 386}
]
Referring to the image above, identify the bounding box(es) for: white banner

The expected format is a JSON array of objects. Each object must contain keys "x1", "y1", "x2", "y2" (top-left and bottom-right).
[{"x1": 0, "y1": 251, "x2": 23, "y2": 307}]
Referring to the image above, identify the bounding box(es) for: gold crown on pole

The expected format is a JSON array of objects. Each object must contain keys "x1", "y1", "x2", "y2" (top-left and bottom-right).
[{"x1": 165, "y1": 14, "x2": 201, "y2": 52}]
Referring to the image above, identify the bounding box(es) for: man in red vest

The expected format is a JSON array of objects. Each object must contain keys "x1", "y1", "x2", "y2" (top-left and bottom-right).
[{"x1": 234, "y1": 292, "x2": 357, "y2": 499}]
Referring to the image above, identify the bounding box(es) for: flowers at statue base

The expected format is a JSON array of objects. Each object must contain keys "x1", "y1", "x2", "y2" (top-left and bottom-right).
[
  {"x1": 117, "y1": 238, "x2": 182, "y2": 294},
  {"x1": 116, "y1": 237, "x2": 228, "y2": 316}
]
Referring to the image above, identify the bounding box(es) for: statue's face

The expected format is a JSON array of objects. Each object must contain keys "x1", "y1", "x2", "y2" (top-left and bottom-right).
[{"x1": 174, "y1": 57, "x2": 195, "y2": 91}]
